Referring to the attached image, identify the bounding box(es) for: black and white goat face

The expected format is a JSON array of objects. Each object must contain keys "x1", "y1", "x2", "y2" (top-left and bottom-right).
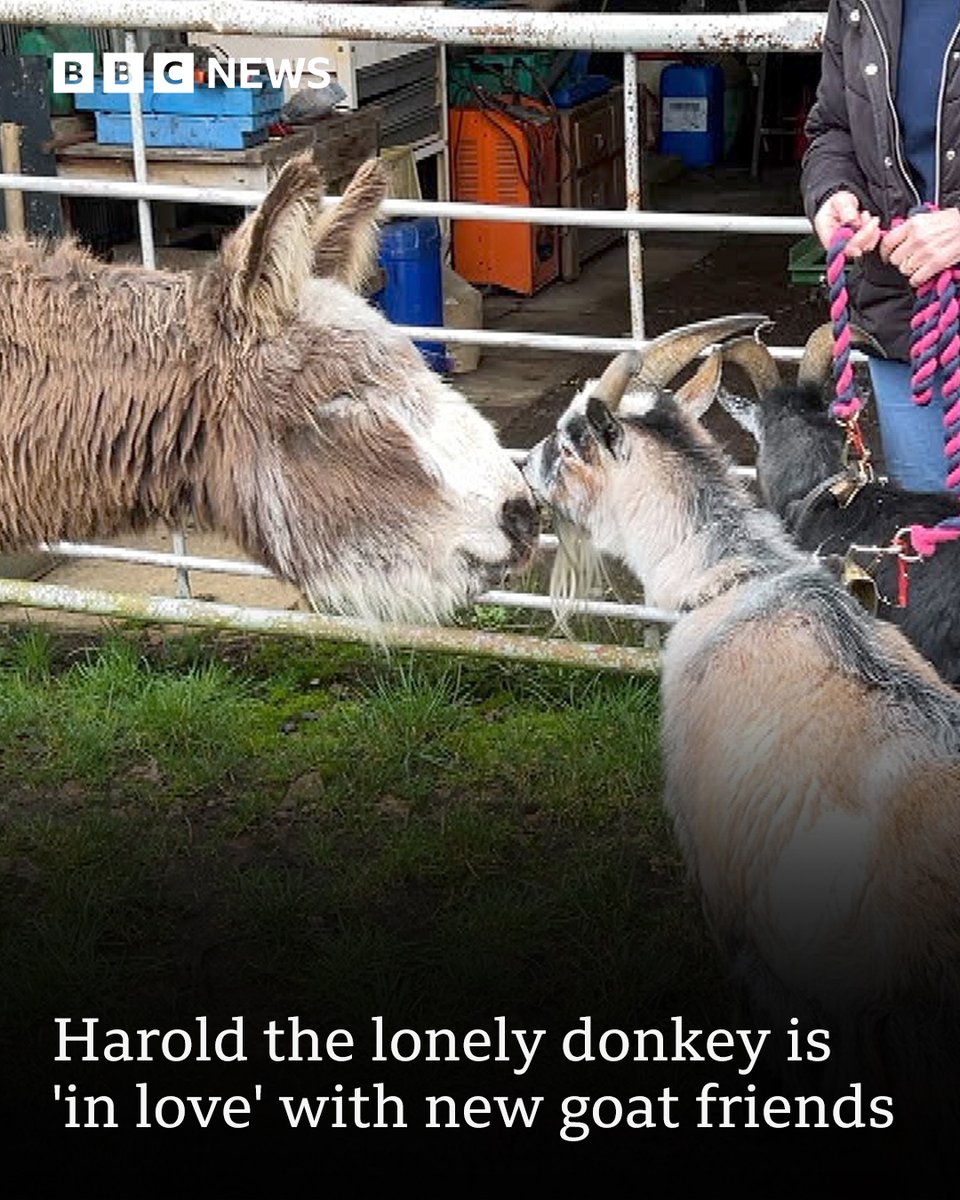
[
  {"x1": 523, "y1": 389, "x2": 635, "y2": 556},
  {"x1": 715, "y1": 328, "x2": 881, "y2": 517},
  {"x1": 523, "y1": 316, "x2": 767, "y2": 588}
]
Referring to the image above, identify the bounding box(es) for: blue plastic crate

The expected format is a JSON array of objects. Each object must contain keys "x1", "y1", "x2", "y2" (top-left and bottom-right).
[
  {"x1": 95, "y1": 111, "x2": 279, "y2": 150},
  {"x1": 76, "y1": 74, "x2": 284, "y2": 117}
]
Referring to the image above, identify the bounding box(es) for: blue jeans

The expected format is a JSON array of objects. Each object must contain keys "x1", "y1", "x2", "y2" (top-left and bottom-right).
[{"x1": 867, "y1": 358, "x2": 949, "y2": 492}]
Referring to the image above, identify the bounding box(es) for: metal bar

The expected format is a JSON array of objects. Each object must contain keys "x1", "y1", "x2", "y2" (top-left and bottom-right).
[
  {"x1": 394, "y1": 325, "x2": 810, "y2": 361},
  {"x1": 40, "y1": 536, "x2": 565, "y2": 567},
  {"x1": 0, "y1": 173, "x2": 814, "y2": 232},
  {"x1": 437, "y1": 42, "x2": 450, "y2": 217},
  {"x1": 0, "y1": 5, "x2": 825, "y2": 53},
  {"x1": 40, "y1": 539, "x2": 565, "y2": 573},
  {"x1": 41, "y1": 541, "x2": 274, "y2": 576},
  {"x1": 37, "y1": 542, "x2": 680, "y2": 624},
  {"x1": 478, "y1": 590, "x2": 678, "y2": 626},
  {"x1": 170, "y1": 528, "x2": 192, "y2": 598},
  {"x1": 623, "y1": 52, "x2": 644, "y2": 341},
  {"x1": 124, "y1": 30, "x2": 155, "y2": 270},
  {"x1": 0, "y1": 578, "x2": 662, "y2": 674},
  {"x1": 622, "y1": 49, "x2": 661, "y2": 656},
  {"x1": 751, "y1": 51, "x2": 768, "y2": 181},
  {"x1": 123, "y1": 29, "x2": 191, "y2": 599},
  {"x1": 0, "y1": 122, "x2": 25, "y2": 234}
]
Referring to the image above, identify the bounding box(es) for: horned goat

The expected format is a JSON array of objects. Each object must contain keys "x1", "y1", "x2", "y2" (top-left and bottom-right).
[
  {"x1": 0, "y1": 154, "x2": 537, "y2": 623},
  {"x1": 718, "y1": 328, "x2": 960, "y2": 684},
  {"x1": 522, "y1": 321, "x2": 960, "y2": 1162}
]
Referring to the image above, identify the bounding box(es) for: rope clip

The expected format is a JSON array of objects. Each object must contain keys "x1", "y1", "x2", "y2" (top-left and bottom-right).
[
  {"x1": 893, "y1": 528, "x2": 923, "y2": 609},
  {"x1": 893, "y1": 528, "x2": 923, "y2": 563},
  {"x1": 838, "y1": 416, "x2": 874, "y2": 482}
]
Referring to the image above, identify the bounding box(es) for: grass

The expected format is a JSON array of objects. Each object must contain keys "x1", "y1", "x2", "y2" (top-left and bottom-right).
[{"x1": 0, "y1": 621, "x2": 729, "y2": 1168}]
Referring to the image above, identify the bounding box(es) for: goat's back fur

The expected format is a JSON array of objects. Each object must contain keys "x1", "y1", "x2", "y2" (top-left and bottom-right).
[{"x1": 524, "y1": 368, "x2": 960, "y2": 1161}]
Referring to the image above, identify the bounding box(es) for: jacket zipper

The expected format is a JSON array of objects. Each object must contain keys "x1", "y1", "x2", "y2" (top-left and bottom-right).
[
  {"x1": 934, "y1": 19, "x2": 960, "y2": 203},
  {"x1": 861, "y1": 0, "x2": 921, "y2": 208}
]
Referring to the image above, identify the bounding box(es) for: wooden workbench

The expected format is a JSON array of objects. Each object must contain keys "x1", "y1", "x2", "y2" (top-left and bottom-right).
[{"x1": 55, "y1": 128, "x2": 316, "y2": 192}]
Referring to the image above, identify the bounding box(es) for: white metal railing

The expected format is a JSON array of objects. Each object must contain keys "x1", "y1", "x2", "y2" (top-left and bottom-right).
[
  {"x1": 0, "y1": 3, "x2": 827, "y2": 668},
  {"x1": 0, "y1": 4, "x2": 826, "y2": 53}
]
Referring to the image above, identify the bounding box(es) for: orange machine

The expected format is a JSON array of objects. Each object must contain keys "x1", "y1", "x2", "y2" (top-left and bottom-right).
[{"x1": 449, "y1": 101, "x2": 560, "y2": 296}]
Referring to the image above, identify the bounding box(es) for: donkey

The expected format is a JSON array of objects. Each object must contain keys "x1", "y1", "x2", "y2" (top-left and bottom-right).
[
  {"x1": 0, "y1": 154, "x2": 538, "y2": 624},
  {"x1": 522, "y1": 326, "x2": 960, "y2": 1137},
  {"x1": 717, "y1": 327, "x2": 960, "y2": 684}
]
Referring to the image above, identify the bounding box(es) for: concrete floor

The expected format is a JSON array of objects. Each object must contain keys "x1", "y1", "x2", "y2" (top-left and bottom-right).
[
  {"x1": 3, "y1": 163, "x2": 816, "y2": 614},
  {"x1": 455, "y1": 235, "x2": 710, "y2": 419},
  {"x1": 455, "y1": 162, "x2": 813, "y2": 447}
]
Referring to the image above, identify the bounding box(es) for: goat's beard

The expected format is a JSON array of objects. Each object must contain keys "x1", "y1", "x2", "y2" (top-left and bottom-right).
[
  {"x1": 548, "y1": 515, "x2": 607, "y2": 635},
  {"x1": 303, "y1": 556, "x2": 475, "y2": 627}
]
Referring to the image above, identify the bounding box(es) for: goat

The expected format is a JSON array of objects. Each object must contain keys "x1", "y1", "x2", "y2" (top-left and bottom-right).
[
  {"x1": 522, "y1": 325, "x2": 960, "y2": 1166},
  {"x1": 717, "y1": 327, "x2": 960, "y2": 684},
  {"x1": 0, "y1": 154, "x2": 538, "y2": 624}
]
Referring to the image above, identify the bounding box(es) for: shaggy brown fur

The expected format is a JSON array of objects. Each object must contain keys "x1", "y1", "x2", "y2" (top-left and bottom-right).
[
  {"x1": 311, "y1": 158, "x2": 388, "y2": 290},
  {"x1": 0, "y1": 213, "x2": 422, "y2": 567},
  {"x1": 0, "y1": 153, "x2": 536, "y2": 620}
]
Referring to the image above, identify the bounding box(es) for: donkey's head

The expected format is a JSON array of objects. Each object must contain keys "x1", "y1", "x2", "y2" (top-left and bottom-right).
[
  {"x1": 207, "y1": 154, "x2": 537, "y2": 623},
  {"x1": 523, "y1": 316, "x2": 767, "y2": 571},
  {"x1": 717, "y1": 325, "x2": 883, "y2": 519}
]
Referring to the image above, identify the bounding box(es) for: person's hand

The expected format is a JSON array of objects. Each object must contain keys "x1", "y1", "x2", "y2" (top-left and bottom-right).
[
  {"x1": 813, "y1": 190, "x2": 881, "y2": 257},
  {"x1": 880, "y1": 207, "x2": 960, "y2": 287}
]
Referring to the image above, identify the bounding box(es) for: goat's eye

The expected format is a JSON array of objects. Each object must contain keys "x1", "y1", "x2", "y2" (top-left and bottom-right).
[{"x1": 560, "y1": 442, "x2": 575, "y2": 460}]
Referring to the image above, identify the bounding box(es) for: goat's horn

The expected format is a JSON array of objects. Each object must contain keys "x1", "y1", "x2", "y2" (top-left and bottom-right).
[
  {"x1": 722, "y1": 334, "x2": 781, "y2": 396},
  {"x1": 592, "y1": 350, "x2": 640, "y2": 407},
  {"x1": 638, "y1": 313, "x2": 770, "y2": 388},
  {"x1": 797, "y1": 323, "x2": 885, "y2": 387},
  {"x1": 796, "y1": 324, "x2": 835, "y2": 387}
]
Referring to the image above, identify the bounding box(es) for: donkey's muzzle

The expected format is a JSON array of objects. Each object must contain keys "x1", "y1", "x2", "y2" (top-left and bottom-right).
[{"x1": 500, "y1": 494, "x2": 540, "y2": 565}]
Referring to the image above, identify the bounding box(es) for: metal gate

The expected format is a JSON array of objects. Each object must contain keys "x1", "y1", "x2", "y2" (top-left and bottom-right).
[{"x1": 0, "y1": 2, "x2": 825, "y2": 670}]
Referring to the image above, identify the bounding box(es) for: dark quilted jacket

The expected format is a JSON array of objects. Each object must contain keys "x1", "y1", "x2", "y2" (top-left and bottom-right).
[{"x1": 801, "y1": 0, "x2": 960, "y2": 360}]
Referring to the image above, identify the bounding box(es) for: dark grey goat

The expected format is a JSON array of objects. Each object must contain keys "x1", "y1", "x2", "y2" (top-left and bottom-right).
[{"x1": 719, "y1": 327, "x2": 960, "y2": 685}]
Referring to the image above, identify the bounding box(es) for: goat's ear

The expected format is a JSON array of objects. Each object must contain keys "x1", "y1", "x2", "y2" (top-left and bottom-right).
[
  {"x1": 673, "y1": 348, "x2": 722, "y2": 422},
  {"x1": 586, "y1": 395, "x2": 625, "y2": 458},
  {"x1": 716, "y1": 387, "x2": 763, "y2": 443},
  {"x1": 312, "y1": 157, "x2": 389, "y2": 290},
  {"x1": 220, "y1": 152, "x2": 325, "y2": 336}
]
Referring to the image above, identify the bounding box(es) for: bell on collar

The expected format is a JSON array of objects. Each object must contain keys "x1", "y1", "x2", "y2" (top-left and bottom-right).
[{"x1": 841, "y1": 556, "x2": 879, "y2": 616}]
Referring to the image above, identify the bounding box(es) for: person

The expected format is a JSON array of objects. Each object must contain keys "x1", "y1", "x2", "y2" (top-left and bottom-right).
[{"x1": 801, "y1": 0, "x2": 960, "y2": 492}]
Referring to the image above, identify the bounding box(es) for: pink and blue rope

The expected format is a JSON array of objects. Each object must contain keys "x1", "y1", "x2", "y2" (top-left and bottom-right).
[{"x1": 828, "y1": 213, "x2": 960, "y2": 557}]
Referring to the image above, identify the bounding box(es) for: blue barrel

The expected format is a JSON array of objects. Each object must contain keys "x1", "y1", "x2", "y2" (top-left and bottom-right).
[
  {"x1": 373, "y1": 217, "x2": 449, "y2": 373},
  {"x1": 659, "y1": 64, "x2": 725, "y2": 168}
]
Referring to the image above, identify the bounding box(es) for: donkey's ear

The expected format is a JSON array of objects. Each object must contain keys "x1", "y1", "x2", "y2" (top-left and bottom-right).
[
  {"x1": 312, "y1": 157, "x2": 389, "y2": 290},
  {"x1": 586, "y1": 395, "x2": 626, "y2": 458},
  {"x1": 673, "y1": 348, "x2": 723, "y2": 422},
  {"x1": 221, "y1": 152, "x2": 325, "y2": 336}
]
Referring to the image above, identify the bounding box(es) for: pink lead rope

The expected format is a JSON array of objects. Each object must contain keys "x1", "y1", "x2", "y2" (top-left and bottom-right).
[{"x1": 827, "y1": 210, "x2": 960, "y2": 563}]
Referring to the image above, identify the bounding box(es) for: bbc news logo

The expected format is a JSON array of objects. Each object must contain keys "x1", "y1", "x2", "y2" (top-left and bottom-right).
[{"x1": 52, "y1": 52, "x2": 334, "y2": 94}]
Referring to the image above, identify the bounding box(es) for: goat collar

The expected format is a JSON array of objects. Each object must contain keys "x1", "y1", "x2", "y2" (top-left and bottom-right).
[
  {"x1": 787, "y1": 468, "x2": 867, "y2": 535},
  {"x1": 676, "y1": 561, "x2": 765, "y2": 613}
]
